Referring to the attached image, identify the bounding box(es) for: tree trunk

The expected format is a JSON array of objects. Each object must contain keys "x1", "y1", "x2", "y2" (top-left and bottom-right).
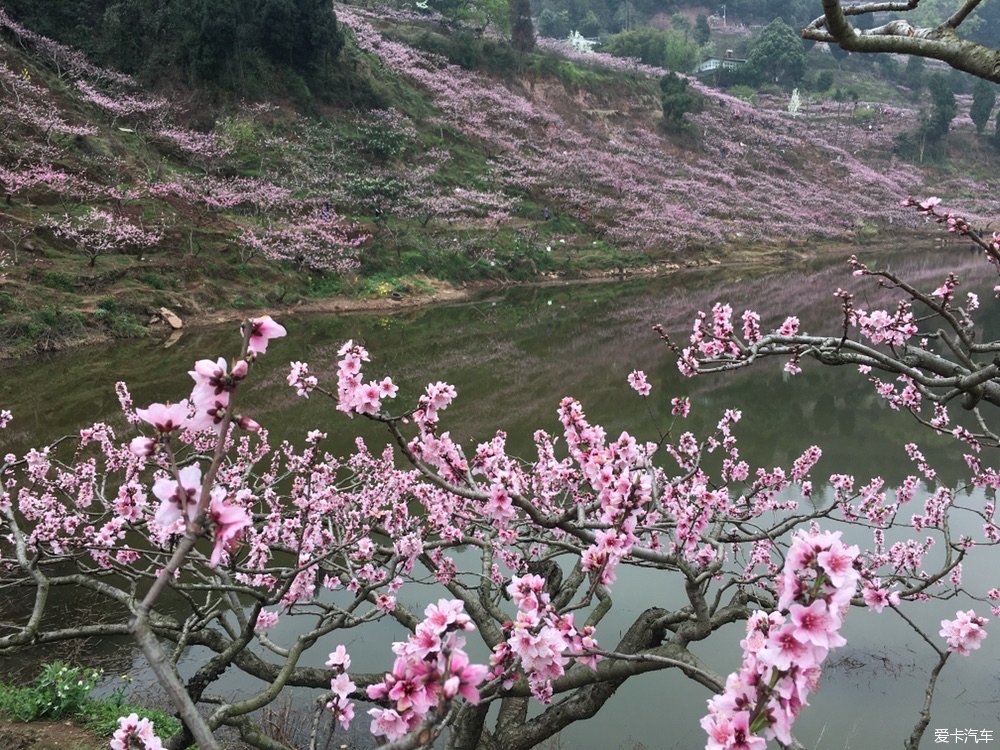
[{"x1": 453, "y1": 608, "x2": 674, "y2": 750}]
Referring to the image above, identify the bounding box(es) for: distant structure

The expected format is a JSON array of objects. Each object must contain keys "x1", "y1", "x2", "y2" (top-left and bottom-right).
[
  {"x1": 693, "y1": 49, "x2": 747, "y2": 75},
  {"x1": 568, "y1": 30, "x2": 598, "y2": 53}
]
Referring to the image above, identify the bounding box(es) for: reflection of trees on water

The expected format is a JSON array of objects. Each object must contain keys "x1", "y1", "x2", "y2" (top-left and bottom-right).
[
  {"x1": 0, "y1": 578, "x2": 133, "y2": 683},
  {"x1": 0, "y1": 244, "x2": 991, "y2": 490}
]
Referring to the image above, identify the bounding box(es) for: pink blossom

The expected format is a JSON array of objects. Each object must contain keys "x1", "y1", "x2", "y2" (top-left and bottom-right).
[
  {"x1": 940, "y1": 610, "x2": 988, "y2": 655},
  {"x1": 152, "y1": 464, "x2": 202, "y2": 527},
  {"x1": 136, "y1": 401, "x2": 190, "y2": 434},
  {"x1": 368, "y1": 707, "x2": 409, "y2": 741},
  {"x1": 110, "y1": 713, "x2": 163, "y2": 750},
  {"x1": 442, "y1": 649, "x2": 489, "y2": 702},
  {"x1": 255, "y1": 610, "x2": 279, "y2": 631},
  {"x1": 244, "y1": 316, "x2": 287, "y2": 355},
  {"x1": 207, "y1": 489, "x2": 252, "y2": 567},
  {"x1": 331, "y1": 672, "x2": 356, "y2": 701},
  {"x1": 326, "y1": 644, "x2": 352, "y2": 670},
  {"x1": 129, "y1": 436, "x2": 157, "y2": 458},
  {"x1": 789, "y1": 600, "x2": 845, "y2": 650},
  {"x1": 627, "y1": 369, "x2": 651, "y2": 396},
  {"x1": 861, "y1": 583, "x2": 900, "y2": 613},
  {"x1": 671, "y1": 397, "x2": 691, "y2": 417},
  {"x1": 330, "y1": 699, "x2": 354, "y2": 731},
  {"x1": 701, "y1": 710, "x2": 767, "y2": 750},
  {"x1": 777, "y1": 316, "x2": 800, "y2": 336}
]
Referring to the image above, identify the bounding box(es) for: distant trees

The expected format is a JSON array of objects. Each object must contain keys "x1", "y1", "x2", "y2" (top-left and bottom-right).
[
  {"x1": 509, "y1": 0, "x2": 535, "y2": 52},
  {"x1": 742, "y1": 19, "x2": 806, "y2": 87},
  {"x1": 970, "y1": 79, "x2": 996, "y2": 135},
  {"x1": 659, "y1": 70, "x2": 697, "y2": 130},
  {"x1": 537, "y1": 8, "x2": 571, "y2": 39},
  {"x1": 904, "y1": 56, "x2": 926, "y2": 99},
  {"x1": 924, "y1": 71, "x2": 958, "y2": 142},
  {"x1": 813, "y1": 70, "x2": 834, "y2": 93},
  {"x1": 694, "y1": 14, "x2": 711, "y2": 46},
  {"x1": 601, "y1": 27, "x2": 699, "y2": 72},
  {"x1": 721, "y1": 0, "x2": 815, "y2": 26},
  {"x1": 2, "y1": 0, "x2": 345, "y2": 93}
]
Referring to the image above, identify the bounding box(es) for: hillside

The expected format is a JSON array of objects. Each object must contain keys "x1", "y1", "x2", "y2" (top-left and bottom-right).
[{"x1": 0, "y1": 3, "x2": 997, "y2": 358}]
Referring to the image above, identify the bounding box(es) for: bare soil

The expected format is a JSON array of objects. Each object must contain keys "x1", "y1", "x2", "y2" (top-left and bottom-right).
[{"x1": 0, "y1": 720, "x2": 105, "y2": 750}]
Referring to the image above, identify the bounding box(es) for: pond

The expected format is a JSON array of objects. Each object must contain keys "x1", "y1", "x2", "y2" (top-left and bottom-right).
[{"x1": 1, "y1": 241, "x2": 998, "y2": 749}]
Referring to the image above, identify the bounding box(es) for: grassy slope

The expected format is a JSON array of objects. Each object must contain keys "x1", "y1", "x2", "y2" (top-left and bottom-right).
[{"x1": 0, "y1": 10, "x2": 996, "y2": 358}]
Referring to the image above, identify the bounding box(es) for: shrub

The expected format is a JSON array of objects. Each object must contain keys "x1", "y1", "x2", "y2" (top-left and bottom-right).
[
  {"x1": 814, "y1": 70, "x2": 834, "y2": 92},
  {"x1": 726, "y1": 84, "x2": 757, "y2": 104},
  {"x1": 0, "y1": 662, "x2": 101, "y2": 722},
  {"x1": 852, "y1": 106, "x2": 878, "y2": 124},
  {"x1": 43, "y1": 271, "x2": 75, "y2": 292}
]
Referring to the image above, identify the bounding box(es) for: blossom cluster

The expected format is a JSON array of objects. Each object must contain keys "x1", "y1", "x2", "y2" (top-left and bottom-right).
[
  {"x1": 110, "y1": 713, "x2": 163, "y2": 750},
  {"x1": 333, "y1": 340, "x2": 399, "y2": 417},
  {"x1": 940, "y1": 610, "x2": 988, "y2": 656},
  {"x1": 489, "y1": 574, "x2": 600, "y2": 703},
  {"x1": 325, "y1": 645, "x2": 357, "y2": 731},
  {"x1": 702, "y1": 528, "x2": 860, "y2": 749},
  {"x1": 128, "y1": 316, "x2": 286, "y2": 565},
  {"x1": 366, "y1": 599, "x2": 489, "y2": 740}
]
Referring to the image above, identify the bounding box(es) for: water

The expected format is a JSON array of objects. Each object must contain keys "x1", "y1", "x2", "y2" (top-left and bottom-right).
[{"x1": 2, "y1": 242, "x2": 998, "y2": 749}]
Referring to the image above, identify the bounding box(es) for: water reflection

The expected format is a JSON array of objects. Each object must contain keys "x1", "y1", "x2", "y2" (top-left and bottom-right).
[{"x1": 2, "y1": 243, "x2": 999, "y2": 749}]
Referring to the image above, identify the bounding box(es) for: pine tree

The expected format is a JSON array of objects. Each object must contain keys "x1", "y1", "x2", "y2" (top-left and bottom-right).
[
  {"x1": 970, "y1": 79, "x2": 996, "y2": 135},
  {"x1": 509, "y1": 0, "x2": 534, "y2": 53}
]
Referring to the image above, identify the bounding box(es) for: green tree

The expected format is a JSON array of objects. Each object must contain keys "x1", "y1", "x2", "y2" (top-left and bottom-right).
[
  {"x1": 694, "y1": 13, "x2": 711, "y2": 46},
  {"x1": 577, "y1": 9, "x2": 602, "y2": 37},
  {"x1": 670, "y1": 12, "x2": 690, "y2": 40},
  {"x1": 601, "y1": 27, "x2": 697, "y2": 72},
  {"x1": 828, "y1": 43, "x2": 850, "y2": 62},
  {"x1": 923, "y1": 71, "x2": 957, "y2": 142},
  {"x1": 509, "y1": 0, "x2": 534, "y2": 52},
  {"x1": 970, "y1": 79, "x2": 996, "y2": 134},
  {"x1": 743, "y1": 18, "x2": 806, "y2": 87},
  {"x1": 903, "y1": 54, "x2": 926, "y2": 98},
  {"x1": 875, "y1": 54, "x2": 900, "y2": 80},
  {"x1": 659, "y1": 70, "x2": 697, "y2": 130},
  {"x1": 814, "y1": 70, "x2": 834, "y2": 92},
  {"x1": 537, "y1": 8, "x2": 570, "y2": 38}
]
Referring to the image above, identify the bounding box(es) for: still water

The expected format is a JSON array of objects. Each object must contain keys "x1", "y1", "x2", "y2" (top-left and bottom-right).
[{"x1": 2, "y1": 243, "x2": 999, "y2": 749}]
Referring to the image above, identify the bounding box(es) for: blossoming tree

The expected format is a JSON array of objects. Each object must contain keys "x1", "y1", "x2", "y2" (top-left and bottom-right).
[
  {"x1": 2, "y1": 6, "x2": 1000, "y2": 750},
  {"x1": 1, "y1": 238, "x2": 996, "y2": 750}
]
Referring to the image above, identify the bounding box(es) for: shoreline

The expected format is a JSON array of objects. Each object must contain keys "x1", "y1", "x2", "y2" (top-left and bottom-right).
[{"x1": 0, "y1": 234, "x2": 924, "y2": 361}]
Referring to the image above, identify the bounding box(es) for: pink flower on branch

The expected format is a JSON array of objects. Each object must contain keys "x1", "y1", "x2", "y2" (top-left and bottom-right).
[
  {"x1": 136, "y1": 401, "x2": 190, "y2": 434},
  {"x1": 243, "y1": 316, "x2": 287, "y2": 355},
  {"x1": 704, "y1": 529, "x2": 858, "y2": 748},
  {"x1": 206, "y1": 488, "x2": 252, "y2": 567},
  {"x1": 110, "y1": 713, "x2": 163, "y2": 750},
  {"x1": 940, "y1": 610, "x2": 988, "y2": 655},
  {"x1": 152, "y1": 464, "x2": 202, "y2": 528},
  {"x1": 365, "y1": 600, "x2": 488, "y2": 741},
  {"x1": 627, "y1": 369, "x2": 651, "y2": 396}
]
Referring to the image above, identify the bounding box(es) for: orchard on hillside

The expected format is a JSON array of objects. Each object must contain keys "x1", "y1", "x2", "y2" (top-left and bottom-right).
[{"x1": 3, "y1": 3, "x2": 1000, "y2": 750}]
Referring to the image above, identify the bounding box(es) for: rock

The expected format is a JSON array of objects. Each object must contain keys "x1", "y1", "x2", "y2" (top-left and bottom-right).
[{"x1": 158, "y1": 307, "x2": 183, "y2": 329}]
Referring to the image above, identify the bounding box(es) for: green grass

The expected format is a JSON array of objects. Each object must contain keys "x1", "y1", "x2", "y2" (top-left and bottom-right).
[
  {"x1": 0, "y1": 663, "x2": 182, "y2": 745},
  {"x1": 76, "y1": 696, "x2": 182, "y2": 739}
]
